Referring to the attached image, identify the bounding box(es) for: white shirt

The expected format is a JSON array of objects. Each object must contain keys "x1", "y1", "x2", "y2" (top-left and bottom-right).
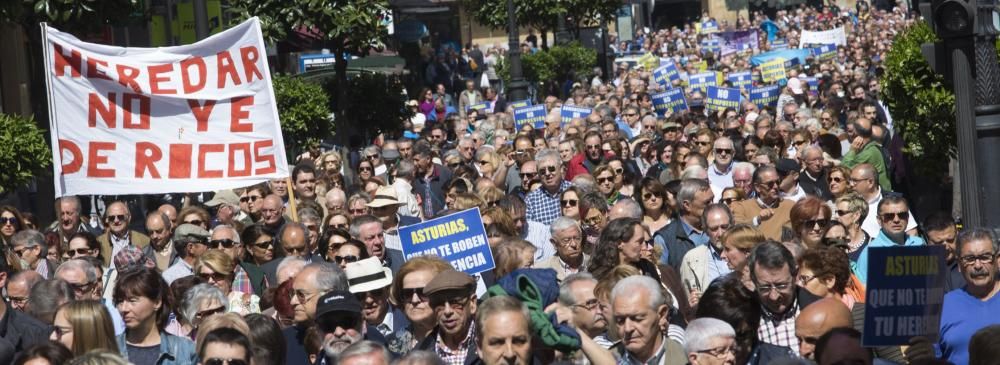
[
  {"x1": 392, "y1": 179, "x2": 422, "y2": 218},
  {"x1": 708, "y1": 162, "x2": 734, "y2": 191},
  {"x1": 109, "y1": 232, "x2": 131, "y2": 263},
  {"x1": 780, "y1": 184, "x2": 807, "y2": 202},
  {"x1": 162, "y1": 259, "x2": 193, "y2": 285},
  {"x1": 861, "y1": 189, "x2": 917, "y2": 237},
  {"x1": 522, "y1": 221, "x2": 554, "y2": 263}
]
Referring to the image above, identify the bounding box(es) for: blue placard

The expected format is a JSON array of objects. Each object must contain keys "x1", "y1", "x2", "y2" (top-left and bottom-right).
[
  {"x1": 514, "y1": 105, "x2": 547, "y2": 129},
  {"x1": 771, "y1": 38, "x2": 788, "y2": 50},
  {"x1": 653, "y1": 60, "x2": 681, "y2": 86},
  {"x1": 701, "y1": 20, "x2": 719, "y2": 34},
  {"x1": 509, "y1": 99, "x2": 532, "y2": 109},
  {"x1": 298, "y1": 54, "x2": 338, "y2": 73},
  {"x1": 862, "y1": 246, "x2": 946, "y2": 347},
  {"x1": 705, "y1": 86, "x2": 741, "y2": 112},
  {"x1": 727, "y1": 71, "x2": 753, "y2": 91},
  {"x1": 560, "y1": 105, "x2": 592, "y2": 124},
  {"x1": 688, "y1": 72, "x2": 717, "y2": 92},
  {"x1": 399, "y1": 208, "x2": 495, "y2": 275},
  {"x1": 652, "y1": 88, "x2": 688, "y2": 115},
  {"x1": 811, "y1": 44, "x2": 837, "y2": 61},
  {"x1": 701, "y1": 37, "x2": 721, "y2": 55},
  {"x1": 802, "y1": 76, "x2": 819, "y2": 95},
  {"x1": 467, "y1": 101, "x2": 492, "y2": 113},
  {"x1": 750, "y1": 85, "x2": 780, "y2": 108}
]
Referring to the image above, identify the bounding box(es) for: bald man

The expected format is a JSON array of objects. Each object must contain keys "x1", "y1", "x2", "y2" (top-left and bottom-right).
[
  {"x1": 260, "y1": 194, "x2": 286, "y2": 232},
  {"x1": 795, "y1": 298, "x2": 853, "y2": 360}
]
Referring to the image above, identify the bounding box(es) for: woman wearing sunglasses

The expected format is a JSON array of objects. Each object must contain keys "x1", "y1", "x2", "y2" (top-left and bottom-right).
[
  {"x1": 113, "y1": 267, "x2": 196, "y2": 365},
  {"x1": 386, "y1": 256, "x2": 454, "y2": 355},
  {"x1": 559, "y1": 187, "x2": 584, "y2": 222},
  {"x1": 0, "y1": 205, "x2": 25, "y2": 247},
  {"x1": 638, "y1": 178, "x2": 672, "y2": 234},
  {"x1": 238, "y1": 225, "x2": 273, "y2": 296},
  {"x1": 195, "y1": 250, "x2": 260, "y2": 316}
]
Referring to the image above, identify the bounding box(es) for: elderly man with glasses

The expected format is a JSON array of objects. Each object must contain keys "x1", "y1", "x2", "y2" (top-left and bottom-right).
[
  {"x1": 684, "y1": 318, "x2": 738, "y2": 365},
  {"x1": 414, "y1": 269, "x2": 481, "y2": 364},
  {"x1": 939, "y1": 228, "x2": 1000, "y2": 364},
  {"x1": 851, "y1": 196, "x2": 925, "y2": 286},
  {"x1": 97, "y1": 201, "x2": 150, "y2": 268},
  {"x1": 55, "y1": 258, "x2": 126, "y2": 334}
]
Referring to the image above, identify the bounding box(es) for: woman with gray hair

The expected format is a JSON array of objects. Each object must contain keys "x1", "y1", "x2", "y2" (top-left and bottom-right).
[
  {"x1": 684, "y1": 317, "x2": 737, "y2": 365},
  {"x1": 180, "y1": 283, "x2": 227, "y2": 340}
]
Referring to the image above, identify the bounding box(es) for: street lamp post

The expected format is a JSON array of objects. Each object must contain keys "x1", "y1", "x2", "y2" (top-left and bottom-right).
[{"x1": 506, "y1": 0, "x2": 529, "y2": 102}]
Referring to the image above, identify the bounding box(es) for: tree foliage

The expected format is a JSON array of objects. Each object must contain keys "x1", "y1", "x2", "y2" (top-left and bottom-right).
[
  {"x1": 462, "y1": 0, "x2": 620, "y2": 36},
  {"x1": 881, "y1": 22, "x2": 956, "y2": 179},
  {"x1": 227, "y1": 0, "x2": 390, "y2": 55},
  {"x1": 272, "y1": 75, "x2": 334, "y2": 160},
  {"x1": 498, "y1": 42, "x2": 597, "y2": 87},
  {"x1": 324, "y1": 73, "x2": 412, "y2": 139},
  {"x1": 0, "y1": 114, "x2": 51, "y2": 193},
  {"x1": 1, "y1": 0, "x2": 138, "y2": 32}
]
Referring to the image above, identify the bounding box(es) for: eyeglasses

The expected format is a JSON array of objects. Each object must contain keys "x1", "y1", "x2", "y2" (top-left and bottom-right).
[
  {"x1": 756, "y1": 180, "x2": 779, "y2": 189},
  {"x1": 880, "y1": 212, "x2": 909, "y2": 222},
  {"x1": 293, "y1": 289, "x2": 324, "y2": 304},
  {"x1": 366, "y1": 154, "x2": 379, "y2": 160},
  {"x1": 359, "y1": 166, "x2": 373, "y2": 172},
  {"x1": 573, "y1": 298, "x2": 603, "y2": 311},
  {"x1": 835, "y1": 209, "x2": 853, "y2": 217},
  {"x1": 208, "y1": 239, "x2": 238, "y2": 249},
  {"x1": 69, "y1": 281, "x2": 96, "y2": 294},
  {"x1": 204, "y1": 358, "x2": 249, "y2": 365},
  {"x1": 8, "y1": 296, "x2": 28, "y2": 305},
  {"x1": 317, "y1": 312, "x2": 361, "y2": 334},
  {"x1": 184, "y1": 219, "x2": 204, "y2": 227},
  {"x1": 694, "y1": 141, "x2": 711, "y2": 146},
  {"x1": 828, "y1": 176, "x2": 844, "y2": 183},
  {"x1": 597, "y1": 176, "x2": 615, "y2": 184},
  {"x1": 519, "y1": 172, "x2": 537, "y2": 180},
  {"x1": 960, "y1": 253, "x2": 996, "y2": 266},
  {"x1": 334, "y1": 255, "x2": 359, "y2": 264},
  {"x1": 697, "y1": 345, "x2": 736, "y2": 359},
  {"x1": 431, "y1": 295, "x2": 472, "y2": 311},
  {"x1": 106, "y1": 214, "x2": 127, "y2": 223},
  {"x1": 239, "y1": 195, "x2": 261, "y2": 203},
  {"x1": 196, "y1": 305, "x2": 226, "y2": 320},
  {"x1": 199, "y1": 272, "x2": 230, "y2": 283},
  {"x1": 561, "y1": 199, "x2": 578, "y2": 208},
  {"x1": 803, "y1": 219, "x2": 830, "y2": 229},
  {"x1": 797, "y1": 274, "x2": 818, "y2": 285},
  {"x1": 714, "y1": 148, "x2": 733, "y2": 155},
  {"x1": 355, "y1": 288, "x2": 387, "y2": 302},
  {"x1": 285, "y1": 246, "x2": 308, "y2": 255},
  {"x1": 12, "y1": 246, "x2": 34, "y2": 257},
  {"x1": 253, "y1": 240, "x2": 273, "y2": 250},
  {"x1": 586, "y1": 144, "x2": 601, "y2": 150},
  {"x1": 540, "y1": 165, "x2": 558, "y2": 175},
  {"x1": 67, "y1": 248, "x2": 92, "y2": 257},
  {"x1": 756, "y1": 282, "x2": 792, "y2": 294},
  {"x1": 328, "y1": 224, "x2": 348, "y2": 231},
  {"x1": 721, "y1": 197, "x2": 739, "y2": 205},
  {"x1": 642, "y1": 192, "x2": 662, "y2": 200},
  {"x1": 52, "y1": 325, "x2": 72, "y2": 340},
  {"x1": 349, "y1": 208, "x2": 368, "y2": 215},
  {"x1": 401, "y1": 287, "x2": 428, "y2": 302},
  {"x1": 477, "y1": 160, "x2": 490, "y2": 165},
  {"x1": 0, "y1": 217, "x2": 17, "y2": 225}
]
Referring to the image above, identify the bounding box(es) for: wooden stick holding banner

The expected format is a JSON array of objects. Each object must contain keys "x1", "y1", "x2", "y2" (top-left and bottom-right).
[{"x1": 286, "y1": 176, "x2": 299, "y2": 222}]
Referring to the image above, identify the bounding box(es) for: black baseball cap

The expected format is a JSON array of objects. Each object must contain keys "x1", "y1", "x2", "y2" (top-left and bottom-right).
[{"x1": 315, "y1": 290, "x2": 361, "y2": 319}]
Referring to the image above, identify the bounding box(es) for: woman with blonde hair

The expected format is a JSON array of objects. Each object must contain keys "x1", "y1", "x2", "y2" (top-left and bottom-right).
[
  {"x1": 478, "y1": 186, "x2": 505, "y2": 208},
  {"x1": 492, "y1": 239, "x2": 537, "y2": 279},
  {"x1": 719, "y1": 224, "x2": 767, "y2": 289},
  {"x1": 194, "y1": 250, "x2": 260, "y2": 315},
  {"x1": 51, "y1": 299, "x2": 120, "y2": 357},
  {"x1": 177, "y1": 206, "x2": 210, "y2": 230}
]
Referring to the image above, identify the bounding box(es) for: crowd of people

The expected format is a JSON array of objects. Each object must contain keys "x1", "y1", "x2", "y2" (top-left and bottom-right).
[{"x1": 1, "y1": 1, "x2": 997, "y2": 365}]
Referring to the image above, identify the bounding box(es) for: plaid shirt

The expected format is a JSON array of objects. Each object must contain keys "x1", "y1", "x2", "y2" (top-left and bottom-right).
[
  {"x1": 757, "y1": 300, "x2": 800, "y2": 356},
  {"x1": 231, "y1": 265, "x2": 252, "y2": 295},
  {"x1": 525, "y1": 181, "x2": 570, "y2": 225},
  {"x1": 435, "y1": 322, "x2": 476, "y2": 365}
]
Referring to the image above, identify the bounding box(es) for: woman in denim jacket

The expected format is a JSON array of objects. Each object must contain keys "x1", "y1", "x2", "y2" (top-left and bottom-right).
[{"x1": 113, "y1": 267, "x2": 197, "y2": 365}]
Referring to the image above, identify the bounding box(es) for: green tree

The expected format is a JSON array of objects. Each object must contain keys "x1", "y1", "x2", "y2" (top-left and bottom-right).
[
  {"x1": 881, "y1": 22, "x2": 956, "y2": 179},
  {"x1": 272, "y1": 75, "x2": 334, "y2": 161},
  {"x1": 461, "y1": 0, "x2": 621, "y2": 41},
  {"x1": 229, "y1": 0, "x2": 391, "y2": 141},
  {"x1": 0, "y1": 114, "x2": 51, "y2": 193},
  {"x1": 498, "y1": 42, "x2": 596, "y2": 95}
]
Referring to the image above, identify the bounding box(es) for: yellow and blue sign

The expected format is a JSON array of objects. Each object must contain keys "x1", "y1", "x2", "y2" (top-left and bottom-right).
[
  {"x1": 803, "y1": 76, "x2": 819, "y2": 95},
  {"x1": 812, "y1": 44, "x2": 837, "y2": 61},
  {"x1": 701, "y1": 37, "x2": 721, "y2": 55},
  {"x1": 561, "y1": 105, "x2": 592, "y2": 124},
  {"x1": 653, "y1": 60, "x2": 680, "y2": 86},
  {"x1": 638, "y1": 53, "x2": 659, "y2": 71},
  {"x1": 863, "y1": 246, "x2": 946, "y2": 347},
  {"x1": 509, "y1": 99, "x2": 532, "y2": 109},
  {"x1": 652, "y1": 88, "x2": 687, "y2": 115},
  {"x1": 514, "y1": 105, "x2": 547, "y2": 129},
  {"x1": 759, "y1": 59, "x2": 786, "y2": 83},
  {"x1": 688, "y1": 72, "x2": 717, "y2": 92},
  {"x1": 467, "y1": 101, "x2": 492, "y2": 114},
  {"x1": 728, "y1": 71, "x2": 753, "y2": 91},
  {"x1": 771, "y1": 38, "x2": 789, "y2": 50},
  {"x1": 700, "y1": 20, "x2": 719, "y2": 34},
  {"x1": 399, "y1": 208, "x2": 495, "y2": 275},
  {"x1": 750, "y1": 85, "x2": 780, "y2": 109}
]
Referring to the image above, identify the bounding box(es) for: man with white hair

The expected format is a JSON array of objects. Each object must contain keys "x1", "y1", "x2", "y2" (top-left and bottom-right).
[
  {"x1": 325, "y1": 188, "x2": 347, "y2": 212},
  {"x1": 684, "y1": 318, "x2": 737, "y2": 365},
  {"x1": 708, "y1": 137, "x2": 736, "y2": 191},
  {"x1": 611, "y1": 276, "x2": 686, "y2": 364},
  {"x1": 732, "y1": 162, "x2": 755, "y2": 198},
  {"x1": 210, "y1": 224, "x2": 254, "y2": 295},
  {"x1": 525, "y1": 149, "x2": 570, "y2": 225},
  {"x1": 537, "y1": 218, "x2": 588, "y2": 280},
  {"x1": 557, "y1": 273, "x2": 608, "y2": 346}
]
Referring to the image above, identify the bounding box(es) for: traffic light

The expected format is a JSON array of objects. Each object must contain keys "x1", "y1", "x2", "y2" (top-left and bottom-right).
[{"x1": 930, "y1": 0, "x2": 977, "y2": 39}]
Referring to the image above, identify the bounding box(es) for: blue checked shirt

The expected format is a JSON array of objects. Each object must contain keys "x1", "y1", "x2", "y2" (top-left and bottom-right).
[{"x1": 524, "y1": 181, "x2": 571, "y2": 225}]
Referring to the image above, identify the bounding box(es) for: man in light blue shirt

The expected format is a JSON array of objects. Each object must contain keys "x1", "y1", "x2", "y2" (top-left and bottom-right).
[{"x1": 853, "y1": 195, "x2": 924, "y2": 285}]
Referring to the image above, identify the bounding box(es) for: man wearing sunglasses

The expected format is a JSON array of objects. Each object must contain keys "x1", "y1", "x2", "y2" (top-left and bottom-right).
[
  {"x1": 852, "y1": 195, "x2": 924, "y2": 286},
  {"x1": 414, "y1": 269, "x2": 480, "y2": 364},
  {"x1": 566, "y1": 132, "x2": 608, "y2": 180},
  {"x1": 97, "y1": 201, "x2": 150, "y2": 268},
  {"x1": 313, "y1": 289, "x2": 381, "y2": 365},
  {"x1": 525, "y1": 149, "x2": 571, "y2": 225},
  {"x1": 707, "y1": 137, "x2": 736, "y2": 191},
  {"x1": 851, "y1": 164, "x2": 917, "y2": 239},
  {"x1": 346, "y1": 257, "x2": 408, "y2": 338},
  {"x1": 11, "y1": 231, "x2": 56, "y2": 279},
  {"x1": 209, "y1": 225, "x2": 255, "y2": 296},
  {"x1": 162, "y1": 223, "x2": 210, "y2": 284}
]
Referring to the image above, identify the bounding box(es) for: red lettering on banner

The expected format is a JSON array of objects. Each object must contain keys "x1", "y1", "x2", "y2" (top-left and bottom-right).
[
  {"x1": 169, "y1": 144, "x2": 193, "y2": 179},
  {"x1": 58, "y1": 139, "x2": 83, "y2": 174},
  {"x1": 87, "y1": 142, "x2": 116, "y2": 178},
  {"x1": 230, "y1": 96, "x2": 253, "y2": 132},
  {"x1": 240, "y1": 46, "x2": 263, "y2": 83},
  {"x1": 135, "y1": 142, "x2": 163, "y2": 178},
  {"x1": 228, "y1": 143, "x2": 252, "y2": 177},
  {"x1": 116, "y1": 64, "x2": 143, "y2": 93},
  {"x1": 181, "y1": 57, "x2": 207, "y2": 94},
  {"x1": 53, "y1": 44, "x2": 82, "y2": 77},
  {"x1": 188, "y1": 100, "x2": 217, "y2": 132},
  {"x1": 86, "y1": 57, "x2": 112, "y2": 81},
  {"x1": 197, "y1": 144, "x2": 225, "y2": 178},
  {"x1": 254, "y1": 140, "x2": 277, "y2": 174},
  {"x1": 122, "y1": 93, "x2": 151, "y2": 129},
  {"x1": 148, "y1": 64, "x2": 176, "y2": 94},
  {"x1": 217, "y1": 51, "x2": 241, "y2": 88},
  {"x1": 88, "y1": 92, "x2": 117, "y2": 128}
]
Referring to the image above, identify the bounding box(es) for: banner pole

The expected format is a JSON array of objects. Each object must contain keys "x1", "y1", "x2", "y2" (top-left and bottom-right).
[{"x1": 286, "y1": 176, "x2": 299, "y2": 222}]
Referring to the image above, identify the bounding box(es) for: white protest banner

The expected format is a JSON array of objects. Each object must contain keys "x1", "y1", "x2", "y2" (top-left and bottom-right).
[
  {"x1": 799, "y1": 27, "x2": 847, "y2": 48},
  {"x1": 43, "y1": 18, "x2": 289, "y2": 197}
]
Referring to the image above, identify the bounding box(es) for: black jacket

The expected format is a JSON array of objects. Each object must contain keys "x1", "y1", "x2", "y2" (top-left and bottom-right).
[
  {"x1": 0, "y1": 304, "x2": 50, "y2": 356},
  {"x1": 412, "y1": 164, "x2": 453, "y2": 218}
]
